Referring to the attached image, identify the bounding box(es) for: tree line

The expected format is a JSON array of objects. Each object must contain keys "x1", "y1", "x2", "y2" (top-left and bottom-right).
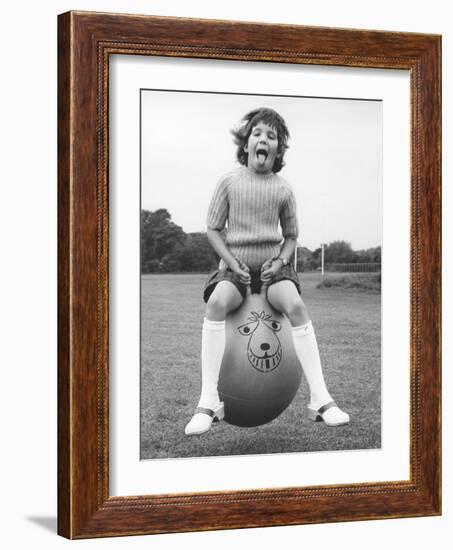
[
  {"x1": 141, "y1": 208, "x2": 381, "y2": 273},
  {"x1": 141, "y1": 209, "x2": 219, "y2": 273}
]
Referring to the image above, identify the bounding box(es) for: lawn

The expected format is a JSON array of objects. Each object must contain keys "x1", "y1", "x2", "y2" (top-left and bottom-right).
[{"x1": 140, "y1": 272, "x2": 381, "y2": 459}]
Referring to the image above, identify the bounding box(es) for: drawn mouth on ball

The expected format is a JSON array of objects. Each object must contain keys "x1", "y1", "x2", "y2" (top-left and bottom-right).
[{"x1": 247, "y1": 346, "x2": 282, "y2": 372}]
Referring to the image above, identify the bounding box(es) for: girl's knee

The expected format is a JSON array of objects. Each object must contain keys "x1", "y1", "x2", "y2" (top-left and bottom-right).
[
  {"x1": 206, "y1": 286, "x2": 241, "y2": 320},
  {"x1": 287, "y1": 297, "x2": 305, "y2": 316},
  {"x1": 285, "y1": 297, "x2": 309, "y2": 324},
  {"x1": 206, "y1": 294, "x2": 227, "y2": 320}
]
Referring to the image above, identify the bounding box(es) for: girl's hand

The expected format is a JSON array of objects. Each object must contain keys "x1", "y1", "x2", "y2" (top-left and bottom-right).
[
  {"x1": 230, "y1": 259, "x2": 251, "y2": 286},
  {"x1": 260, "y1": 258, "x2": 283, "y2": 283}
]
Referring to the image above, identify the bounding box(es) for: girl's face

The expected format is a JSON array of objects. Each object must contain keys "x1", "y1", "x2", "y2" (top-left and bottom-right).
[{"x1": 244, "y1": 121, "x2": 280, "y2": 174}]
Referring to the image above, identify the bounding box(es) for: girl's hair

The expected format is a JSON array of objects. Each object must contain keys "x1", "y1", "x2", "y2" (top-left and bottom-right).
[{"x1": 231, "y1": 107, "x2": 290, "y2": 173}]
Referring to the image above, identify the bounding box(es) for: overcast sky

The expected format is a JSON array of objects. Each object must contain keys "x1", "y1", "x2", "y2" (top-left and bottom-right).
[{"x1": 141, "y1": 90, "x2": 382, "y2": 251}]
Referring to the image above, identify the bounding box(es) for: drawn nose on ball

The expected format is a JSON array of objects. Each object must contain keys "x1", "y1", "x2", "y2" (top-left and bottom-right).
[{"x1": 260, "y1": 343, "x2": 270, "y2": 351}]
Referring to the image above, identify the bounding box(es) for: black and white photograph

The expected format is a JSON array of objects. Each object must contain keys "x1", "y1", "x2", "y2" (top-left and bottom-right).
[
  {"x1": 2, "y1": 0, "x2": 446, "y2": 546},
  {"x1": 140, "y1": 90, "x2": 382, "y2": 460}
]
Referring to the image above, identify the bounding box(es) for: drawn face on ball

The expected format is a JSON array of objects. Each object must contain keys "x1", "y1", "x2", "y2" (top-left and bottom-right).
[{"x1": 238, "y1": 311, "x2": 282, "y2": 373}]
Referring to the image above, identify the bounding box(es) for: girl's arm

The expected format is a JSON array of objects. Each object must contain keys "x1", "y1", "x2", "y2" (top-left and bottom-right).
[
  {"x1": 207, "y1": 228, "x2": 251, "y2": 285},
  {"x1": 261, "y1": 183, "x2": 299, "y2": 282},
  {"x1": 278, "y1": 237, "x2": 297, "y2": 263},
  {"x1": 260, "y1": 237, "x2": 297, "y2": 283}
]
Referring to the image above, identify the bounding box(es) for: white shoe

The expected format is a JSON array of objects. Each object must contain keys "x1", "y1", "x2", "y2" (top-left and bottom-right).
[
  {"x1": 308, "y1": 401, "x2": 350, "y2": 427},
  {"x1": 184, "y1": 403, "x2": 225, "y2": 436}
]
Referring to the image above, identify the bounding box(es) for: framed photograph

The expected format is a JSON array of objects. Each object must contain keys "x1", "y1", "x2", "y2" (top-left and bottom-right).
[{"x1": 58, "y1": 11, "x2": 441, "y2": 538}]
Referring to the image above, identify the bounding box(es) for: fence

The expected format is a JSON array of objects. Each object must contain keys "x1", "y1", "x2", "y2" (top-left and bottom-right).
[{"x1": 324, "y1": 262, "x2": 381, "y2": 273}]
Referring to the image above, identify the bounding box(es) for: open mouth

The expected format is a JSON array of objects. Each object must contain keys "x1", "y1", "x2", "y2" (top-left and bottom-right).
[{"x1": 256, "y1": 147, "x2": 268, "y2": 163}]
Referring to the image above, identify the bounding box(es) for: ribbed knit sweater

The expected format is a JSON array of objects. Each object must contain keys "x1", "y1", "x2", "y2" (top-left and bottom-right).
[{"x1": 207, "y1": 166, "x2": 299, "y2": 270}]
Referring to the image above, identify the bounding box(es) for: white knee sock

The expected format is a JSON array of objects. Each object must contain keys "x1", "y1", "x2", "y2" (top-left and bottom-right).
[
  {"x1": 292, "y1": 321, "x2": 332, "y2": 409},
  {"x1": 197, "y1": 318, "x2": 226, "y2": 409}
]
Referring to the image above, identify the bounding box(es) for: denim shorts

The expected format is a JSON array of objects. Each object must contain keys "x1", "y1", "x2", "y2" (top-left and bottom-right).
[{"x1": 203, "y1": 263, "x2": 301, "y2": 303}]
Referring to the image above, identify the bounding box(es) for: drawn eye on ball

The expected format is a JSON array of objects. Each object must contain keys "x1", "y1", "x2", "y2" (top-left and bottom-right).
[
  {"x1": 238, "y1": 312, "x2": 281, "y2": 336},
  {"x1": 238, "y1": 321, "x2": 259, "y2": 336},
  {"x1": 263, "y1": 319, "x2": 281, "y2": 332}
]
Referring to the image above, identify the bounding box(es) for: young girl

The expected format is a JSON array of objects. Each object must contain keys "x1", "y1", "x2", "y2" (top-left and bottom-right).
[{"x1": 185, "y1": 107, "x2": 349, "y2": 436}]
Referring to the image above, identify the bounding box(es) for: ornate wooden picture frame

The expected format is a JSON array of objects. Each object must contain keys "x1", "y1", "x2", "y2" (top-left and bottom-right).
[{"x1": 58, "y1": 11, "x2": 441, "y2": 539}]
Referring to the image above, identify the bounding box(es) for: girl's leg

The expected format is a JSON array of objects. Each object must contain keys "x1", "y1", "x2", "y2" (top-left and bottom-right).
[
  {"x1": 199, "y1": 281, "x2": 243, "y2": 407},
  {"x1": 185, "y1": 281, "x2": 243, "y2": 435},
  {"x1": 267, "y1": 280, "x2": 349, "y2": 426}
]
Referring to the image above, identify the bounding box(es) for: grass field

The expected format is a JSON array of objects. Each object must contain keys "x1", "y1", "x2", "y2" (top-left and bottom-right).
[
  {"x1": 317, "y1": 273, "x2": 381, "y2": 292},
  {"x1": 140, "y1": 272, "x2": 381, "y2": 459}
]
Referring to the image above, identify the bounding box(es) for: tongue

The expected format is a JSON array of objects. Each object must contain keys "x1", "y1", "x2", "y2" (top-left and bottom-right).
[{"x1": 257, "y1": 153, "x2": 266, "y2": 163}]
